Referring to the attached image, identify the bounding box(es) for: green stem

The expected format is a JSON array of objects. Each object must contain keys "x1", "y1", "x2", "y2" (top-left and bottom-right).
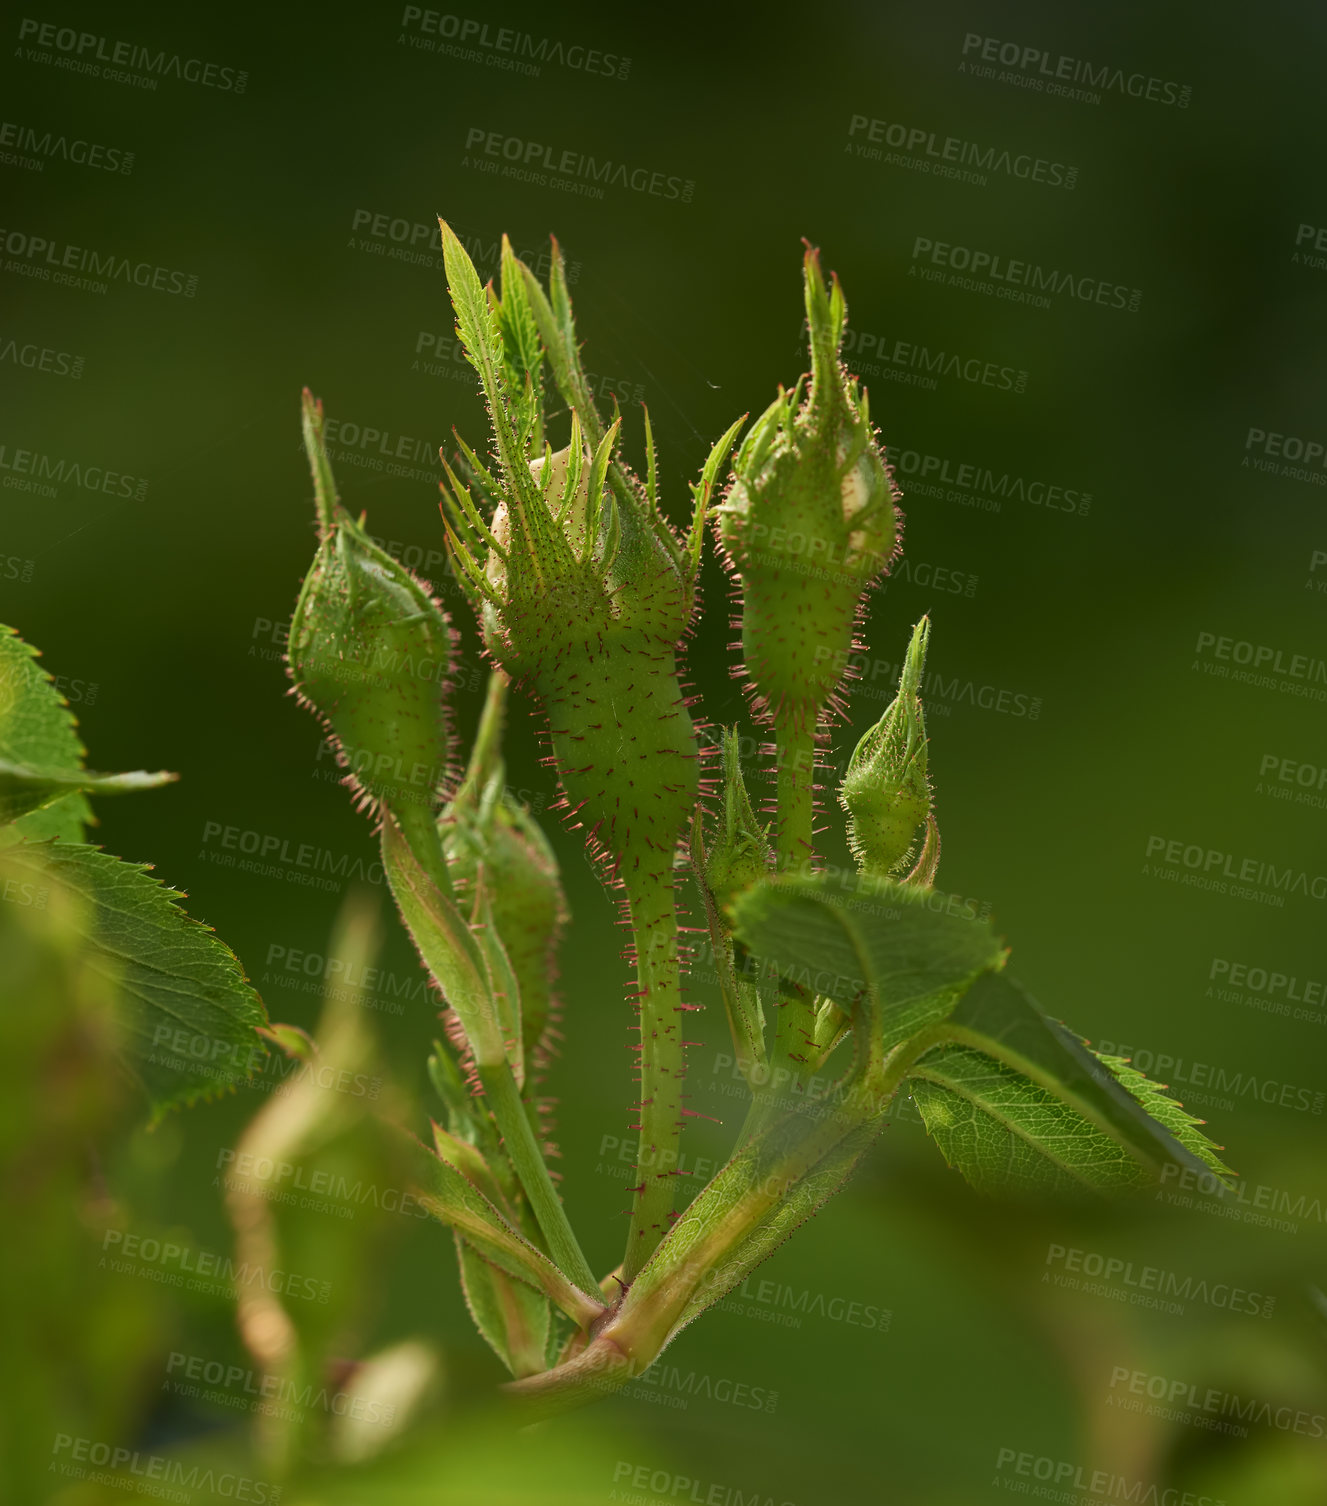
[
  {"x1": 622, "y1": 871, "x2": 688, "y2": 1283},
  {"x1": 764, "y1": 715, "x2": 820, "y2": 1096},
  {"x1": 510, "y1": 1048, "x2": 919, "y2": 1411},
  {"x1": 478, "y1": 1063, "x2": 600, "y2": 1296},
  {"x1": 774, "y1": 716, "x2": 817, "y2": 874},
  {"x1": 391, "y1": 798, "x2": 458, "y2": 905},
  {"x1": 300, "y1": 388, "x2": 338, "y2": 538},
  {"x1": 454, "y1": 669, "x2": 509, "y2": 810}
]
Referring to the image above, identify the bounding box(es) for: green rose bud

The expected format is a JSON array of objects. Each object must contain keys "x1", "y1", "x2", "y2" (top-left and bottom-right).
[
  {"x1": 839, "y1": 616, "x2": 937, "y2": 881},
  {"x1": 441, "y1": 673, "x2": 568, "y2": 1082},
  {"x1": 437, "y1": 220, "x2": 742, "y2": 1277},
  {"x1": 437, "y1": 226, "x2": 708, "y2": 883},
  {"x1": 717, "y1": 245, "x2": 900, "y2": 737},
  {"x1": 289, "y1": 388, "x2": 457, "y2": 875},
  {"x1": 694, "y1": 728, "x2": 774, "y2": 914}
]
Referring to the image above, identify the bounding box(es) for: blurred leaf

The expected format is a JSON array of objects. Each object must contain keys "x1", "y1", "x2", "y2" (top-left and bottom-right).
[
  {"x1": 405, "y1": 1134, "x2": 602, "y2": 1331},
  {"x1": 668, "y1": 1109, "x2": 886, "y2": 1336},
  {"x1": 0, "y1": 756, "x2": 175, "y2": 824},
  {"x1": 0, "y1": 624, "x2": 92, "y2": 843},
  {"x1": 456, "y1": 1238, "x2": 551, "y2": 1379},
  {"x1": 907, "y1": 971, "x2": 1235, "y2": 1194},
  {"x1": 730, "y1": 874, "x2": 1005, "y2": 1054},
  {"x1": 325, "y1": 1339, "x2": 442, "y2": 1464},
  {"x1": 0, "y1": 841, "x2": 268, "y2": 1120}
]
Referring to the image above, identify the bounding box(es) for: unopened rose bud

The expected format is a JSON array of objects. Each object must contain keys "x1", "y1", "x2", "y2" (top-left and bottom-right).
[
  {"x1": 718, "y1": 246, "x2": 900, "y2": 736},
  {"x1": 839, "y1": 616, "x2": 935, "y2": 880},
  {"x1": 288, "y1": 389, "x2": 457, "y2": 870}
]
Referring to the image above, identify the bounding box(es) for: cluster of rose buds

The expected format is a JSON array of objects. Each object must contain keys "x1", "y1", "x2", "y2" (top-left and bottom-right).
[{"x1": 270, "y1": 204, "x2": 1241, "y2": 1426}]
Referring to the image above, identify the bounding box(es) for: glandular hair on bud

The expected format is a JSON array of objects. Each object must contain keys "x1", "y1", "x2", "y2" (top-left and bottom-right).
[
  {"x1": 289, "y1": 509, "x2": 456, "y2": 818},
  {"x1": 839, "y1": 616, "x2": 932, "y2": 877},
  {"x1": 717, "y1": 246, "x2": 901, "y2": 734}
]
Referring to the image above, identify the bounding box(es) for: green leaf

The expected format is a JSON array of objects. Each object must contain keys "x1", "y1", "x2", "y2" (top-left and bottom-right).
[
  {"x1": 0, "y1": 841, "x2": 269, "y2": 1120},
  {"x1": 0, "y1": 625, "x2": 91, "y2": 843},
  {"x1": 905, "y1": 970, "x2": 1235, "y2": 1194},
  {"x1": 455, "y1": 1237, "x2": 551, "y2": 1379},
  {"x1": 1091, "y1": 1048, "x2": 1235, "y2": 1181},
  {"x1": 669, "y1": 1110, "x2": 885, "y2": 1336},
  {"x1": 729, "y1": 874, "x2": 1005, "y2": 1064},
  {"x1": 518, "y1": 245, "x2": 606, "y2": 451},
  {"x1": 687, "y1": 414, "x2": 747, "y2": 578},
  {"x1": 0, "y1": 758, "x2": 176, "y2": 825},
  {"x1": 1, "y1": 792, "x2": 89, "y2": 847},
  {"x1": 439, "y1": 219, "x2": 540, "y2": 520},
  {"x1": 0, "y1": 626, "x2": 174, "y2": 832},
  {"x1": 494, "y1": 234, "x2": 545, "y2": 456},
  {"x1": 405, "y1": 1133, "x2": 603, "y2": 1330},
  {"x1": 608, "y1": 1082, "x2": 886, "y2": 1363},
  {"x1": 380, "y1": 811, "x2": 504, "y2": 1068}
]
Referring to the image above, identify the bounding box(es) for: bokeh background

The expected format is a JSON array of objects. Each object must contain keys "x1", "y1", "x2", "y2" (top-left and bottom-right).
[{"x1": 4, "y1": 0, "x2": 1327, "y2": 1501}]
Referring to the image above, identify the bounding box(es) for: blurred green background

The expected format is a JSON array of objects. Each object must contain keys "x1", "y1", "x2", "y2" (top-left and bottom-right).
[{"x1": 4, "y1": 0, "x2": 1327, "y2": 1501}]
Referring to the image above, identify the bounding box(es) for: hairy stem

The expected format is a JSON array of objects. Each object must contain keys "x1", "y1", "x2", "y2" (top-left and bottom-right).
[
  {"x1": 455, "y1": 668, "x2": 509, "y2": 808},
  {"x1": 622, "y1": 871, "x2": 688, "y2": 1283},
  {"x1": 478, "y1": 1062, "x2": 599, "y2": 1296},
  {"x1": 774, "y1": 717, "x2": 817, "y2": 874},
  {"x1": 763, "y1": 716, "x2": 820, "y2": 1095},
  {"x1": 510, "y1": 1056, "x2": 907, "y2": 1412}
]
